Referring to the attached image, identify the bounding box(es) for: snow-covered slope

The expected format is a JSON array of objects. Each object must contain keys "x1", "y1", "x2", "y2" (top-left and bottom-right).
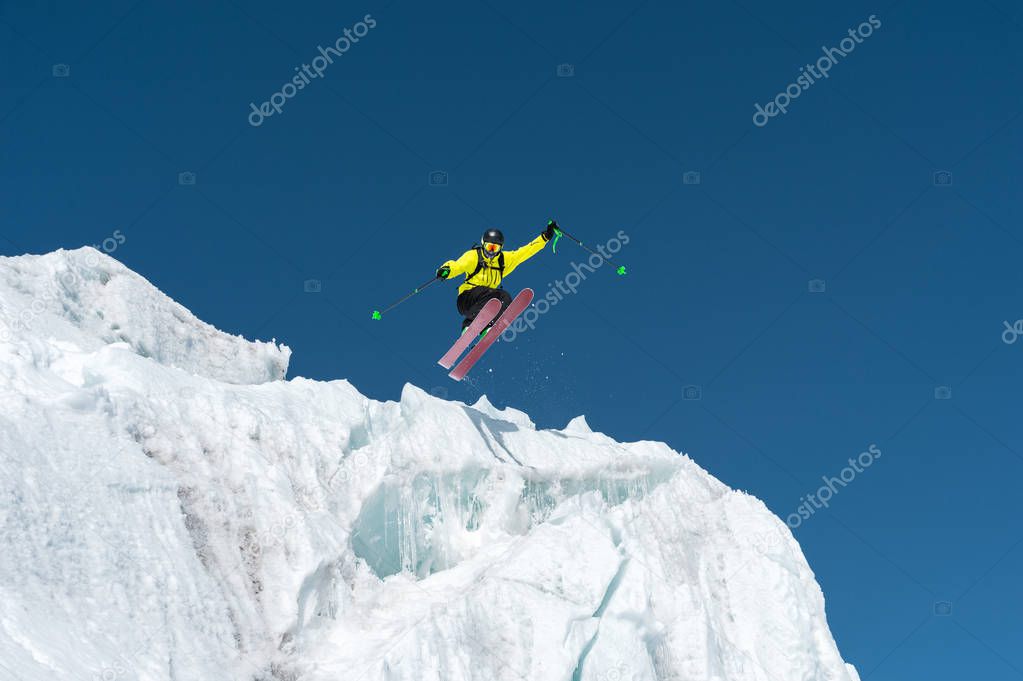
[{"x1": 0, "y1": 248, "x2": 859, "y2": 681}]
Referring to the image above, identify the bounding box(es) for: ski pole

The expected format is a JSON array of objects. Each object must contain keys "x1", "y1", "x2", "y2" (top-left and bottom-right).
[
  {"x1": 371, "y1": 275, "x2": 440, "y2": 319},
  {"x1": 551, "y1": 224, "x2": 628, "y2": 276}
]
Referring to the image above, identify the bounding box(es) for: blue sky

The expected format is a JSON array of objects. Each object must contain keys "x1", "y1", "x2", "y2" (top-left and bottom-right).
[{"x1": 2, "y1": 0, "x2": 1022, "y2": 678}]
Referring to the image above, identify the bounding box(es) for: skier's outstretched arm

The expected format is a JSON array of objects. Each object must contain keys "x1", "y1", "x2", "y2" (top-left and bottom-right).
[
  {"x1": 502, "y1": 220, "x2": 558, "y2": 274},
  {"x1": 436, "y1": 250, "x2": 477, "y2": 280}
]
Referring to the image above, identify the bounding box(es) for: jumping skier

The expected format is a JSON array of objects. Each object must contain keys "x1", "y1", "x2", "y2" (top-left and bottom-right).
[
  {"x1": 371, "y1": 218, "x2": 622, "y2": 380},
  {"x1": 436, "y1": 220, "x2": 559, "y2": 333}
]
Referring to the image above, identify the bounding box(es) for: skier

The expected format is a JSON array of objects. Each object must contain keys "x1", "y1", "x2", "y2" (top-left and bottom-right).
[{"x1": 436, "y1": 221, "x2": 559, "y2": 333}]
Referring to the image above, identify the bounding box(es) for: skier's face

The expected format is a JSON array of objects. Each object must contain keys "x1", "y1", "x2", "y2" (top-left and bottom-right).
[{"x1": 482, "y1": 241, "x2": 502, "y2": 258}]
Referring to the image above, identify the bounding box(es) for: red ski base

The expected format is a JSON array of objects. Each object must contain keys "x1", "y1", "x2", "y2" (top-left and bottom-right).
[
  {"x1": 449, "y1": 288, "x2": 533, "y2": 381},
  {"x1": 437, "y1": 298, "x2": 502, "y2": 369}
]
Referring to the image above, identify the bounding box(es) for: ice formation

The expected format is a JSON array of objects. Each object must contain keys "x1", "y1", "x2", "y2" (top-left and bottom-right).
[{"x1": 0, "y1": 248, "x2": 859, "y2": 681}]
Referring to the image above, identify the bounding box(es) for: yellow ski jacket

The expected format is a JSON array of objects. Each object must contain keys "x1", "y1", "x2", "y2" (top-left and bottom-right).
[{"x1": 442, "y1": 235, "x2": 549, "y2": 294}]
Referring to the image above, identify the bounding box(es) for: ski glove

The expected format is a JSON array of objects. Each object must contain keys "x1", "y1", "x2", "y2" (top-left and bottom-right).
[
  {"x1": 542, "y1": 219, "x2": 559, "y2": 241},
  {"x1": 436, "y1": 265, "x2": 451, "y2": 279}
]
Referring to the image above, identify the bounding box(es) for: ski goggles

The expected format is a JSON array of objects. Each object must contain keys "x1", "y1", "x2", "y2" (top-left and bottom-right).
[{"x1": 482, "y1": 241, "x2": 502, "y2": 254}]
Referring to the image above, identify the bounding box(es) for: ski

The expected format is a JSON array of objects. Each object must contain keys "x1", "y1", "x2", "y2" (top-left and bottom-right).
[
  {"x1": 449, "y1": 288, "x2": 533, "y2": 381},
  {"x1": 437, "y1": 298, "x2": 503, "y2": 369}
]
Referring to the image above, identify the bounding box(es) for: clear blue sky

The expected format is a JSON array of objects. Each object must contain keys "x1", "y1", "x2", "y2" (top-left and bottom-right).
[{"x1": 3, "y1": 1, "x2": 1022, "y2": 678}]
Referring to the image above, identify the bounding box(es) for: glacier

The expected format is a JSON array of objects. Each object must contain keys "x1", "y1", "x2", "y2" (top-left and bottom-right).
[{"x1": 0, "y1": 247, "x2": 859, "y2": 681}]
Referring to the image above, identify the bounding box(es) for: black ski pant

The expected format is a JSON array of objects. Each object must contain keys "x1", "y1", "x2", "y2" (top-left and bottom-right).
[{"x1": 456, "y1": 286, "x2": 512, "y2": 330}]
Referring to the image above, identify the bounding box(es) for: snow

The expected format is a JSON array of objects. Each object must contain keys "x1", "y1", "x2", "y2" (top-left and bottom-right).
[
  {"x1": 0, "y1": 248, "x2": 859, "y2": 681},
  {"x1": 564, "y1": 415, "x2": 593, "y2": 434}
]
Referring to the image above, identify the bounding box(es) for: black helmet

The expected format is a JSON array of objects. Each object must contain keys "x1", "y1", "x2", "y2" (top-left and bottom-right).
[{"x1": 481, "y1": 228, "x2": 504, "y2": 258}]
